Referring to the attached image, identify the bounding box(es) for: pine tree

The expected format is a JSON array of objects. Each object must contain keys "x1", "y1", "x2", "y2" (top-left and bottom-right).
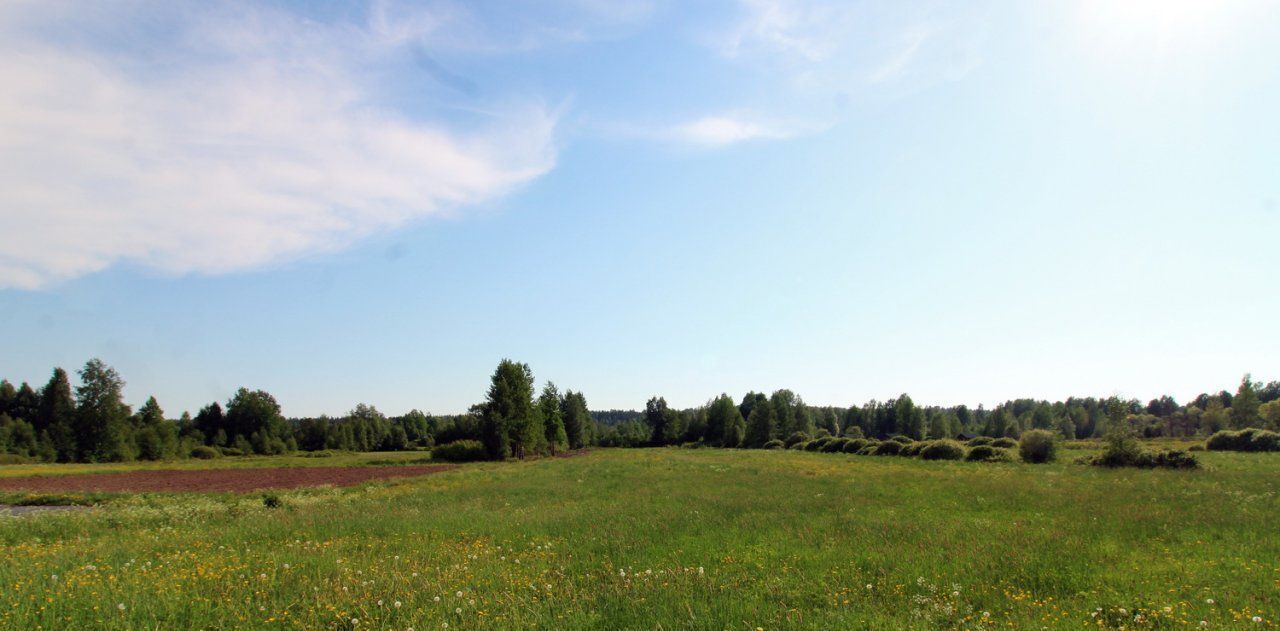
[
  {"x1": 562, "y1": 391, "x2": 592, "y2": 449},
  {"x1": 744, "y1": 400, "x2": 775, "y2": 447},
  {"x1": 706, "y1": 394, "x2": 743, "y2": 447},
  {"x1": 75, "y1": 358, "x2": 133, "y2": 462},
  {"x1": 38, "y1": 368, "x2": 77, "y2": 462},
  {"x1": 539, "y1": 383, "x2": 568, "y2": 454},
  {"x1": 480, "y1": 359, "x2": 536, "y2": 459},
  {"x1": 1231, "y1": 374, "x2": 1262, "y2": 429},
  {"x1": 645, "y1": 396, "x2": 672, "y2": 445}
]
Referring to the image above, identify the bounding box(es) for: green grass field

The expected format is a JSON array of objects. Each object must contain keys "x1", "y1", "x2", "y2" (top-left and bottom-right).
[{"x1": 1, "y1": 448, "x2": 1278, "y2": 629}]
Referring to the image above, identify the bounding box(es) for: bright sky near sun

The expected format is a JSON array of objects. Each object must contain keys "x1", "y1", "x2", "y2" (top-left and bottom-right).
[{"x1": 1, "y1": 0, "x2": 1277, "y2": 416}]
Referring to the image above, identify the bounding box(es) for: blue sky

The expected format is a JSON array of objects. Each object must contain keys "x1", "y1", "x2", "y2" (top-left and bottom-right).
[{"x1": 1, "y1": 0, "x2": 1277, "y2": 416}]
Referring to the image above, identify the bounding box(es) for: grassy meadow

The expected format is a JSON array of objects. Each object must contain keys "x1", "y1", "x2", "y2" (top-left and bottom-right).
[{"x1": 1, "y1": 448, "x2": 1278, "y2": 629}]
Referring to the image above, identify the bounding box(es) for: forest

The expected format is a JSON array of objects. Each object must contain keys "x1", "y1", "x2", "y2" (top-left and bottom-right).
[{"x1": 1, "y1": 357, "x2": 1277, "y2": 463}]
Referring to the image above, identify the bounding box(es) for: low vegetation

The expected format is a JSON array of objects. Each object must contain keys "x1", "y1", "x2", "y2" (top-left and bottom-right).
[{"x1": 0, "y1": 448, "x2": 1275, "y2": 629}]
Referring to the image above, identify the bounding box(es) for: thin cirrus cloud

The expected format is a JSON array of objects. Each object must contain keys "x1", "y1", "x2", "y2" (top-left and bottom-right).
[
  {"x1": 692, "y1": 0, "x2": 988, "y2": 142},
  {"x1": 0, "y1": 3, "x2": 558, "y2": 290},
  {"x1": 670, "y1": 113, "x2": 807, "y2": 148}
]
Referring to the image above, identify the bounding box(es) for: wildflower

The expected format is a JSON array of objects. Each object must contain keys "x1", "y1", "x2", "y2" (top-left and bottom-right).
[
  {"x1": 982, "y1": 611, "x2": 990, "y2": 619},
  {"x1": 455, "y1": 608, "x2": 462, "y2": 614},
  {"x1": 395, "y1": 601, "x2": 402, "y2": 608},
  {"x1": 866, "y1": 584, "x2": 873, "y2": 590},
  {"x1": 351, "y1": 619, "x2": 359, "y2": 626},
  {"x1": 698, "y1": 567, "x2": 704, "y2": 575},
  {"x1": 378, "y1": 600, "x2": 384, "y2": 606},
  {"x1": 545, "y1": 584, "x2": 552, "y2": 590},
  {"x1": 1163, "y1": 606, "x2": 1173, "y2": 613},
  {"x1": 1206, "y1": 599, "x2": 1215, "y2": 605},
  {"x1": 117, "y1": 604, "x2": 126, "y2": 611},
  {"x1": 433, "y1": 596, "x2": 440, "y2": 602},
  {"x1": 50, "y1": 575, "x2": 58, "y2": 581},
  {"x1": 412, "y1": 572, "x2": 419, "y2": 577},
  {"x1": 455, "y1": 591, "x2": 463, "y2": 598},
  {"x1": 1253, "y1": 617, "x2": 1263, "y2": 623},
  {"x1": 952, "y1": 591, "x2": 960, "y2": 597},
  {"x1": 282, "y1": 563, "x2": 290, "y2": 569},
  {"x1": 620, "y1": 570, "x2": 626, "y2": 578}
]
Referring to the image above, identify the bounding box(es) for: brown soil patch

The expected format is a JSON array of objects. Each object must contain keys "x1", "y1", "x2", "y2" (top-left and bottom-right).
[{"x1": 0, "y1": 464, "x2": 455, "y2": 493}]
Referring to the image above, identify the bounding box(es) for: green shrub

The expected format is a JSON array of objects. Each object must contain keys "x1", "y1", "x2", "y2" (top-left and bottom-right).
[
  {"x1": 843, "y1": 438, "x2": 868, "y2": 453},
  {"x1": 872, "y1": 441, "x2": 903, "y2": 456},
  {"x1": 1018, "y1": 429, "x2": 1058, "y2": 464},
  {"x1": 789, "y1": 441, "x2": 809, "y2": 450},
  {"x1": 190, "y1": 445, "x2": 220, "y2": 460},
  {"x1": 805, "y1": 437, "x2": 830, "y2": 452},
  {"x1": 843, "y1": 426, "x2": 865, "y2": 439},
  {"x1": 890, "y1": 435, "x2": 913, "y2": 444},
  {"x1": 920, "y1": 440, "x2": 966, "y2": 461},
  {"x1": 762, "y1": 439, "x2": 785, "y2": 450},
  {"x1": 857, "y1": 443, "x2": 878, "y2": 456},
  {"x1": 991, "y1": 437, "x2": 1018, "y2": 449},
  {"x1": 965, "y1": 445, "x2": 1013, "y2": 462},
  {"x1": 784, "y1": 432, "x2": 810, "y2": 447},
  {"x1": 901, "y1": 441, "x2": 927, "y2": 457},
  {"x1": 297, "y1": 450, "x2": 340, "y2": 458},
  {"x1": 1188, "y1": 444, "x2": 1205, "y2": 452},
  {"x1": 1206, "y1": 429, "x2": 1280, "y2": 452},
  {"x1": 1090, "y1": 432, "x2": 1199, "y2": 469},
  {"x1": 967, "y1": 436, "x2": 994, "y2": 446},
  {"x1": 262, "y1": 494, "x2": 283, "y2": 509},
  {"x1": 821, "y1": 438, "x2": 848, "y2": 453},
  {"x1": 219, "y1": 447, "x2": 244, "y2": 457},
  {"x1": 814, "y1": 428, "x2": 832, "y2": 439},
  {"x1": 431, "y1": 440, "x2": 488, "y2": 462},
  {"x1": 0, "y1": 454, "x2": 35, "y2": 465}
]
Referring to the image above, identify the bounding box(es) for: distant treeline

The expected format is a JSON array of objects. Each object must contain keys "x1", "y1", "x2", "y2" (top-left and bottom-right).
[
  {"x1": 0, "y1": 358, "x2": 595, "y2": 463},
  {"x1": 1, "y1": 358, "x2": 1276, "y2": 462},
  {"x1": 607, "y1": 376, "x2": 1280, "y2": 449}
]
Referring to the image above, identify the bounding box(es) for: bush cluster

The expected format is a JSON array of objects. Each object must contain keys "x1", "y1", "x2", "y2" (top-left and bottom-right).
[
  {"x1": 1088, "y1": 433, "x2": 1199, "y2": 469},
  {"x1": 431, "y1": 440, "x2": 488, "y2": 463},
  {"x1": 1205, "y1": 429, "x2": 1280, "y2": 452},
  {"x1": 1018, "y1": 430, "x2": 1058, "y2": 464},
  {"x1": 189, "y1": 445, "x2": 220, "y2": 460},
  {"x1": 762, "y1": 439, "x2": 785, "y2": 450},
  {"x1": 964, "y1": 445, "x2": 1014, "y2": 462},
  {"x1": 919, "y1": 440, "x2": 966, "y2": 461},
  {"x1": 991, "y1": 437, "x2": 1018, "y2": 449}
]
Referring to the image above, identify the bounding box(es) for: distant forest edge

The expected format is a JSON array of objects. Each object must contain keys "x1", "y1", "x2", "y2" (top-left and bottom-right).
[{"x1": 0, "y1": 357, "x2": 1277, "y2": 464}]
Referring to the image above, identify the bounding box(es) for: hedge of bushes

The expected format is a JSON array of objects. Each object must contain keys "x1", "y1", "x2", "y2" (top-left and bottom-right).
[
  {"x1": 430, "y1": 440, "x2": 488, "y2": 462},
  {"x1": 1205, "y1": 428, "x2": 1280, "y2": 452},
  {"x1": 753, "y1": 433, "x2": 1066, "y2": 465},
  {"x1": 1083, "y1": 434, "x2": 1199, "y2": 469}
]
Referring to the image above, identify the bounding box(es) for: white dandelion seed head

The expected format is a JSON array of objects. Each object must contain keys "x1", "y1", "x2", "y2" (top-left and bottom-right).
[
  {"x1": 1207, "y1": 599, "x2": 1215, "y2": 604},
  {"x1": 395, "y1": 601, "x2": 402, "y2": 608},
  {"x1": 117, "y1": 603, "x2": 126, "y2": 611}
]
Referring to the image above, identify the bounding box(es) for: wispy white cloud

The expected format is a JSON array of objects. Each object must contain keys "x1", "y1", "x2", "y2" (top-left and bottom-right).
[
  {"x1": 0, "y1": 3, "x2": 558, "y2": 289},
  {"x1": 716, "y1": 0, "x2": 841, "y2": 62},
  {"x1": 670, "y1": 112, "x2": 806, "y2": 148},
  {"x1": 708, "y1": 0, "x2": 988, "y2": 102}
]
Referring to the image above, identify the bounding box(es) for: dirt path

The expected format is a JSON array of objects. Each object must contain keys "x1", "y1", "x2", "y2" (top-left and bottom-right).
[{"x1": 0, "y1": 464, "x2": 456, "y2": 493}]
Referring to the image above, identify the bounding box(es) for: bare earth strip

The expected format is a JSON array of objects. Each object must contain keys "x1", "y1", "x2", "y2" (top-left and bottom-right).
[{"x1": 0, "y1": 464, "x2": 456, "y2": 493}]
